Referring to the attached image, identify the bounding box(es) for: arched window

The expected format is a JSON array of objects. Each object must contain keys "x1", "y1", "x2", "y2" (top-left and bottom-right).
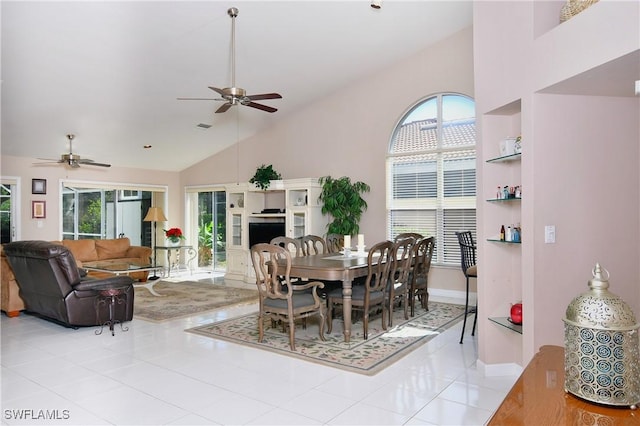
[{"x1": 386, "y1": 93, "x2": 476, "y2": 266}]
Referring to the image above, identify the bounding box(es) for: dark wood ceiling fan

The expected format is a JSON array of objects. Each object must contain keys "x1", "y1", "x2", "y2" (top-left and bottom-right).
[{"x1": 178, "y1": 7, "x2": 282, "y2": 114}]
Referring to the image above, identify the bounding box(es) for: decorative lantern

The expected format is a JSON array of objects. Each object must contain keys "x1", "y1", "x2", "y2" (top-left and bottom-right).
[{"x1": 563, "y1": 263, "x2": 640, "y2": 409}]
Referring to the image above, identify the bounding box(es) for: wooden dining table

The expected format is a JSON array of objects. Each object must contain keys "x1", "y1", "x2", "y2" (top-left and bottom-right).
[{"x1": 287, "y1": 252, "x2": 372, "y2": 343}]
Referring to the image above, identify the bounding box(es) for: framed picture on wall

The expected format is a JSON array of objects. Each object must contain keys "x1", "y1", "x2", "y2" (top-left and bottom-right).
[
  {"x1": 32, "y1": 179, "x2": 47, "y2": 194},
  {"x1": 32, "y1": 201, "x2": 46, "y2": 219}
]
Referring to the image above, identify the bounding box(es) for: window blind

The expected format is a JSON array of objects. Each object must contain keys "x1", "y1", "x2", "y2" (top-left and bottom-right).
[{"x1": 387, "y1": 94, "x2": 476, "y2": 266}]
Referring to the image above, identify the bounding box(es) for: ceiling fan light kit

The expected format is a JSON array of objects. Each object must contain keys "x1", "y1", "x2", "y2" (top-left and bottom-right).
[{"x1": 178, "y1": 7, "x2": 282, "y2": 115}]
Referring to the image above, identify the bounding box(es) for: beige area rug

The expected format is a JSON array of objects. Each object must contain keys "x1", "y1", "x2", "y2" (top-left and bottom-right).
[
  {"x1": 134, "y1": 281, "x2": 258, "y2": 322},
  {"x1": 186, "y1": 302, "x2": 466, "y2": 375}
]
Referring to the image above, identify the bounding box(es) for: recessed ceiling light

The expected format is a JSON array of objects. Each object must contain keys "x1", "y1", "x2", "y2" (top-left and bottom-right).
[{"x1": 143, "y1": 145, "x2": 152, "y2": 149}]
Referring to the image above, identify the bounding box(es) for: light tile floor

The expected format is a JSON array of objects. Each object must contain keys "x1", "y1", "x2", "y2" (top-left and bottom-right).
[{"x1": 1, "y1": 275, "x2": 518, "y2": 425}]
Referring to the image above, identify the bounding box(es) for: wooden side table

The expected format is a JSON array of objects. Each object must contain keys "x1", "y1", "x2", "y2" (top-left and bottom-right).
[{"x1": 488, "y1": 345, "x2": 638, "y2": 425}]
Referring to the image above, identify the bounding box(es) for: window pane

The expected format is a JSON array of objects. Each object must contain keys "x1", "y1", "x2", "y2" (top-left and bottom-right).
[
  {"x1": 443, "y1": 209, "x2": 476, "y2": 265},
  {"x1": 389, "y1": 210, "x2": 436, "y2": 239},
  {"x1": 387, "y1": 93, "x2": 476, "y2": 266}
]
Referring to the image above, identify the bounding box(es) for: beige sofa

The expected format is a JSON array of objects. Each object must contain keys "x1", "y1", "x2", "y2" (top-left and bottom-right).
[
  {"x1": 1, "y1": 247, "x2": 26, "y2": 317},
  {"x1": 1, "y1": 238, "x2": 151, "y2": 317}
]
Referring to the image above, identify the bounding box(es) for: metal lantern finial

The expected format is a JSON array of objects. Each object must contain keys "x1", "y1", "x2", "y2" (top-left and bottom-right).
[{"x1": 563, "y1": 263, "x2": 640, "y2": 409}]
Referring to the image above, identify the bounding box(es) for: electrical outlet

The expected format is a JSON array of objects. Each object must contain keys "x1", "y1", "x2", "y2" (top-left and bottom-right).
[{"x1": 545, "y1": 225, "x2": 556, "y2": 243}]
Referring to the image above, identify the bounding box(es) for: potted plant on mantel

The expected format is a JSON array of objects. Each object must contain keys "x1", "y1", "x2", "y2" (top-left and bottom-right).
[
  {"x1": 249, "y1": 164, "x2": 282, "y2": 190},
  {"x1": 318, "y1": 175, "x2": 370, "y2": 236}
]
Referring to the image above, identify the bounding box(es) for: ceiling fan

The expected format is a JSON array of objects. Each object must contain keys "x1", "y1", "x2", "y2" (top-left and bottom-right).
[
  {"x1": 35, "y1": 134, "x2": 111, "y2": 168},
  {"x1": 178, "y1": 7, "x2": 282, "y2": 114}
]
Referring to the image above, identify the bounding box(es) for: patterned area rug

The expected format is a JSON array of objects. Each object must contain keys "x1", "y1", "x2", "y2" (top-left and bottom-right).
[
  {"x1": 186, "y1": 302, "x2": 466, "y2": 375},
  {"x1": 134, "y1": 281, "x2": 258, "y2": 322}
]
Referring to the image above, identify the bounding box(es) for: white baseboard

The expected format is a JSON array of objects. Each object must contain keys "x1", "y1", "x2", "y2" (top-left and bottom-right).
[
  {"x1": 429, "y1": 288, "x2": 476, "y2": 302},
  {"x1": 477, "y1": 359, "x2": 523, "y2": 377}
]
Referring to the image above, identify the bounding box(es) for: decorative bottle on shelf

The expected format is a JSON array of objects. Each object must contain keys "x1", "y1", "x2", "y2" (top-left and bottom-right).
[
  {"x1": 506, "y1": 226, "x2": 512, "y2": 242},
  {"x1": 500, "y1": 225, "x2": 505, "y2": 241}
]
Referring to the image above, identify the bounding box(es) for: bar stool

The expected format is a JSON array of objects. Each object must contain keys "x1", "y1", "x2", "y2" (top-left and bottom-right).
[{"x1": 456, "y1": 231, "x2": 477, "y2": 344}]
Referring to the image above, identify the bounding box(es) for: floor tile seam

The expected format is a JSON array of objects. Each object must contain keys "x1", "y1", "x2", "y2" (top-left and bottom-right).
[
  {"x1": 409, "y1": 397, "x2": 493, "y2": 425},
  {"x1": 363, "y1": 384, "x2": 445, "y2": 418},
  {"x1": 257, "y1": 405, "x2": 324, "y2": 426},
  {"x1": 435, "y1": 381, "x2": 503, "y2": 412},
  {"x1": 70, "y1": 378, "x2": 192, "y2": 423},
  {"x1": 0, "y1": 374, "x2": 119, "y2": 424},
  {"x1": 98, "y1": 359, "x2": 235, "y2": 397},
  {"x1": 330, "y1": 398, "x2": 414, "y2": 425}
]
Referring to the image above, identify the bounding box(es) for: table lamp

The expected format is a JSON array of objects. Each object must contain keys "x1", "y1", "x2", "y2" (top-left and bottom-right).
[{"x1": 143, "y1": 206, "x2": 167, "y2": 280}]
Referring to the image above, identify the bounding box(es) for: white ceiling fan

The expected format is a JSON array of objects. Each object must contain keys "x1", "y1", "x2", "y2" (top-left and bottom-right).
[
  {"x1": 35, "y1": 134, "x2": 111, "y2": 168},
  {"x1": 178, "y1": 7, "x2": 282, "y2": 114}
]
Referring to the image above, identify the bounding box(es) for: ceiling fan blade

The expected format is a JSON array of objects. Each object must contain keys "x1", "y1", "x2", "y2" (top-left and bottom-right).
[
  {"x1": 215, "y1": 103, "x2": 233, "y2": 114},
  {"x1": 177, "y1": 97, "x2": 220, "y2": 101},
  {"x1": 208, "y1": 86, "x2": 226, "y2": 96},
  {"x1": 247, "y1": 93, "x2": 282, "y2": 101},
  {"x1": 78, "y1": 159, "x2": 111, "y2": 167},
  {"x1": 246, "y1": 102, "x2": 277, "y2": 113}
]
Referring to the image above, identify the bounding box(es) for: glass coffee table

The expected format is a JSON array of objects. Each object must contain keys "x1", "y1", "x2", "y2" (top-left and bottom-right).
[{"x1": 82, "y1": 261, "x2": 164, "y2": 296}]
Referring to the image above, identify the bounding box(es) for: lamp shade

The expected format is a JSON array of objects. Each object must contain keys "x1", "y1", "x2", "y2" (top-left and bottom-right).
[{"x1": 143, "y1": 207, "x2": 167, "y2": 222}]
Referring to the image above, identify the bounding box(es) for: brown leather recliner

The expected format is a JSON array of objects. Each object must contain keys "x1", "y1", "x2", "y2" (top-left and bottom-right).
[{"x1": 3, "y1": 240, "x2": 134, "y2": 328}]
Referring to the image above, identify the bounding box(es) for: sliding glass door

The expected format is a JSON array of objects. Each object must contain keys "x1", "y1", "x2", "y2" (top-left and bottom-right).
[
  {"x1": 0, "y1": 178, "x2": 19, "y2": 243},
  {"x1": 186, "y1": 187, "x2": 226, "y2": 272}
]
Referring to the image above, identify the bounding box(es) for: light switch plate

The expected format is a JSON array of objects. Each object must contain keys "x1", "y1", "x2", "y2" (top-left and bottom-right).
[{"x1": 545, "y1": 225, "x2": 555, "y2": 243}]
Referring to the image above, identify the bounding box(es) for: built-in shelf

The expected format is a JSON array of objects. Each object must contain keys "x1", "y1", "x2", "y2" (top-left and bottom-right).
[
  {"x1": 489, "y1": 316, "x2": 522, "y2": 334},
  {"x1": 248, "y1": 213, "x2": 286, "y2": 218},
  {"x1": 486, "y1": 153, "x2": 522, "y2": 163},
  {"x1": 486, "y1": 197, "x2": 521, "y2": 203},
  {"x1": 487, "y1": 238, "x2": 521, "y2": 244}
]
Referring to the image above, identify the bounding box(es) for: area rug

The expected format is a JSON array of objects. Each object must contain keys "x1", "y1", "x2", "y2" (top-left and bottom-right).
[
  {"x1": 134, "y1": 281, "x2": 258, "y2": 322},
  {"x1": 186, "y1": 302, "x2": 466, "y2": 375}
]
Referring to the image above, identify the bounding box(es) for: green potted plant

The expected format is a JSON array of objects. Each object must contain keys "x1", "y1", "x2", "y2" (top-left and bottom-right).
[
  {"x1": 249, "y1": 164, "x2": 282, "y2": 190},
  {"x1": 318, "y1": 175, "x2": 370, "y2": 236}
]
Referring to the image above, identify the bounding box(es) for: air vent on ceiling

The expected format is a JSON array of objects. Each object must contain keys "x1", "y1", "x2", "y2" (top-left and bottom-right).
[{"x1": 197, "y1": 123, "x2": 212, "y2": 129}]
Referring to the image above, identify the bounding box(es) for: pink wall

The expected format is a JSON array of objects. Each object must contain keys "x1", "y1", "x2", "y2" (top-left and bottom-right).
[
  {"x1": 531, "y1": 94, "x2": 639, "y2": 348},
  {"x1": 182, "y1": 27, "x2": 476, "y2": 294},
  {"x1": 1, "y1": 155, "x2": 180, "y2": 241},
  {"x1": 475, "y1": 0, "x2": 640, "y2": 368}
]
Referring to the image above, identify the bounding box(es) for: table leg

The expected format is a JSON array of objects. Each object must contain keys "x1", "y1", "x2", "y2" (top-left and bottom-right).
[
  {"x1": 342, "y1": 277, "x2": 353, "y2": 343},
  {"x1": 133, "y1": 281, "x2": 164, "y2": 297}
]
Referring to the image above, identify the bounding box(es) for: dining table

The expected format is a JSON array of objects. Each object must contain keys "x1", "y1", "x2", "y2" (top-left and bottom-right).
[{"x1": 286, "y1": 251, "x2": 372, "y2": 343}]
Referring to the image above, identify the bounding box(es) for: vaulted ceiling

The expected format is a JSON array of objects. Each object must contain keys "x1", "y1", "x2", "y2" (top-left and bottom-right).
[{"x1": 1, "y1": 1, "x2": 473, "y2": 171}]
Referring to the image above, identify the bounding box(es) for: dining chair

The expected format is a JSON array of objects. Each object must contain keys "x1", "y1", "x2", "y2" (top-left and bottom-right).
[
  {"x1": 300, "y1": 234, "x2": 328, "y2": 256},
  {"x1": 270, "y1": 236, "x2": 304, "y2": 257},
  {"x1": 409, "y1": 236, "x2": 435, "y2": 316},
  {"x1": 325, "y1": 233, "x2": 344, "y2": 253},
  {"x1": 386, "y1": 237, "x2": 415, "y2": 327},
  {"x1": 327, "y1": 240, "x2": 394, "y2": 340},
  {"x1": 250, "y1": 243, "x2": 326, "y2": 351},
  {"x1": 456, "y1": 231, "x2": 478, "y2": 344},
  {"x1": 394, "y1": 232, "x2": 424, "y2": 243}
]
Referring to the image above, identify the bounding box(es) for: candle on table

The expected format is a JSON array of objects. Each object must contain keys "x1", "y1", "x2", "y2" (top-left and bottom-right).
[
  {"x1": 344, "y1": 235, "x2": 351, "y2": 249},
  {"x1": 357, "y1": 234, "x2": 364, "y2": 247}
]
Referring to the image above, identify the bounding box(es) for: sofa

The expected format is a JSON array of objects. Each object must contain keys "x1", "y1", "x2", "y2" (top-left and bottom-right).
[
  {"x1": 3, "y1": 240, "x2": 134, "y2": 328},
  {"x1": 1, "y1": 237, "x2": 151, "y2": 317},
  {"x1": 51, "y1": 238, "x2": 152, "y2": 282},
  {"x1": 1, "y1": 246, "x2": 26, "y2": 317}
]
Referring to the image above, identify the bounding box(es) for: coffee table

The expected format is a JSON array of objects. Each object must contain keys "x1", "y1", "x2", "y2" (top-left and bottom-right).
[{"x1": 82, "y1": 261, "x2": 163, "y2": 296}]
